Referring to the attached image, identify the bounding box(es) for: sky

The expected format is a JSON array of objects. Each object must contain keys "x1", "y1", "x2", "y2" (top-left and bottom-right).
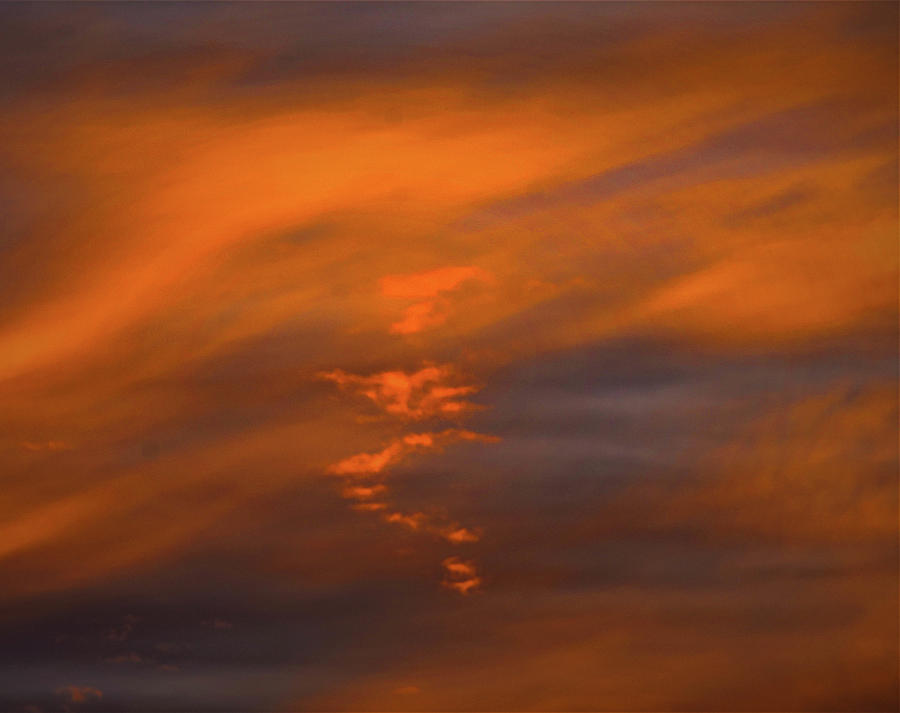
[{"x1": 0, "y1": 2, "x2": 897, "y2": 711}]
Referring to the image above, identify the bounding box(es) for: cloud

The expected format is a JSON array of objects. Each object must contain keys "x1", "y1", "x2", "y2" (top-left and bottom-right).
[
  {"x1": 341, "y1": 484, "x2": 387, "y2": 500},
  {"x1": 320, "y1": 364, "x2": 479, "y2": 420},
  {"x1": 327, "y1": 429, "x2": 499, "y2": 476},
  {"x1": 440, "y1": 526, "x2": 481, "y2": 544},
  {"x1": 572, "y1": 383, "x2": 899, "y2": 552},
  {"x1": 673, "y1": 385, "x2": 898, "y2": 543},
  {"x1": 360, "y1": 508, "x2": 483, "y2": 544},
  {"x1": 442, "y1": 556, "x2": 482, "y2": 595},
  {"x1": 328, "y1": 423, "x2": 490, "y2": 554},
  {"x1": 389, "y1": 301, "x2": 444, "y2": 335},
  {"x1": 0, "y1": 3, "x2": 895, "y2": 709},
  {"x1": 56, "y1": 686, "x2": 102, "y2": 705},
  {"x1": 385, "y1": 511, "x2": 428, "y2": 531},
  {"x1": 327, "y1": 441, "x2": 407, "y2": 477},
  {"x1": 380, "y1": 266, "x2": 492, "y2": 301},
  {"x1": 351, "y1": 502, "x2": 388, "y2": 512},
  {"x1": 322, "y1": 354, "x2": 493, "y2": 583},
  {"x1": 380, "y1": 266, "x2": 493, "y2": 334},
  {"x1": 444, "y1": 578, "x2": 481, "y2": 595},
  {"x1": 442, "y1": 557, "x2": 477, "y2": 579}
]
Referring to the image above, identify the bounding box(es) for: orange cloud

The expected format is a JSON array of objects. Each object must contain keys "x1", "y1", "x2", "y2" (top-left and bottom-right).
[
  {"x1": 341, "y1": 484, "x2": 387, "y2": 500},
  {"x1": 674, "y1": 385, "x2": 898, "y2": 543},
  {"x1": 390, "y1": 301, "x2": 443, "y2": 335},
  {"x1": 445, "y1": 578, "x2": 481, "y2": 595},
  {"x1": 351, "y1": 502, "x2": 388, "y2": 512},
  {"x1": 442, "y1": 556, "x2": 482, "y2": 595},
  {"x1": 57, "y1": 686, "x2": 102, "y2": 704},
  {"x1": 320, "y1": 365, "x2": 478, "y2": 420},
  {"x1": 327, "y1": 441, "x2": 407, "y2": 477},
  {"x1": 0, "y1": 11, "x2": 894, "y2": 698},
  {"x1": 380, "y1": 266, "x2": 492, "y2": 300},
  {"x1": 442, "y1": 556, "x2": 477, "y2": 578},
  {"x1": 385, "y1": 511, "x2": 428, "y2": 531},
  {"x1": 381, "y1": 511, "x2": 482, "y2": 545},
  {"x1": 441, "y1": 526, "x2": 481, "y2": 544},
  {"x1": 380, "y1": 266, "x2": 493, "y2": 334},
  {"x1": 327, "y1": 429, "x2": 498, "y2": 476}
]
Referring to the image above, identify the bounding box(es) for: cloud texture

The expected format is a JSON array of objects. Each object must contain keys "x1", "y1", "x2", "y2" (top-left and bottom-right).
[{"x1": 0, "y1": 2, "x2": 896, "y2": 711}]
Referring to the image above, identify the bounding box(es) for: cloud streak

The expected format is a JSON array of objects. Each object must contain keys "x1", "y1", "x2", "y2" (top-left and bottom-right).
[
  {"x1": 442, "y1": 557, "x2": 482, "y2": 595},
  {"x1": 320, "y1": 365, "x2": 479, "y2": 420},
  {"x1": 381, "y1": 266, "x2": 493, "y2": 334}
]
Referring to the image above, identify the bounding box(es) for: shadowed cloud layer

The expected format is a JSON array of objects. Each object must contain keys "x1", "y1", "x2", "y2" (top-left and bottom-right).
[{"x1": 0, "y1": 2, "x2": 896, "y2": 711}]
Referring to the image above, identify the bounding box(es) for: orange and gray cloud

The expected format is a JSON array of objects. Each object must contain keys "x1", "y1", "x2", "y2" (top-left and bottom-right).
[
  {"x1": 0, "y1": 2, "x2": 895, "y2": 711},
  {"x1": 320, "y1": 364, "x2": 479, "y2": 420},
  {"x1": 328, "y1": 430, "x2": 499, "y2": 477}
]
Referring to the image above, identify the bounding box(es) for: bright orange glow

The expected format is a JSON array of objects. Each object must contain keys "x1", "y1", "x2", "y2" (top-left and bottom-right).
[{"x1": 0, "y1": 3, "x2": 895, "y2": 710}]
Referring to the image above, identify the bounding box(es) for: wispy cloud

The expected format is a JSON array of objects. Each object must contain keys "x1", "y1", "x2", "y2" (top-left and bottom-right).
[
  {"x1": 327, "y1": 430, "x2": 498, "y2": 477},
  {"x1": 381, "y1": 266, "x2": 493, "y2": 334},
  {"x1": 0, "y1": 2, "x2": 895, "y2": 709},
  {"x1": 320, "y1": 365, "x2": 479, "y2": 419},
  {"x1": 56, "y1": 686, "x2": 102, "y2": 705},
  {"x1": 442, "y1": 556, "x2": 482, "y2": 595}
]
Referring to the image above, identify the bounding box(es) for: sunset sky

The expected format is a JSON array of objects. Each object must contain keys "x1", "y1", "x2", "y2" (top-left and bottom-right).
[{"x1": 0, "y1": 2, "x2": 897, "y2": 711}]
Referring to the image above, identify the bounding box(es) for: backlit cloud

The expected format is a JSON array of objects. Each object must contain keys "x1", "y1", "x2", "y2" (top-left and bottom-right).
[
  {"x1": 0, "y1": 2, "x2": 895, "y2": 711},
  {"x1": 327, "y1": 430, "x2": 498, "y2": 477},
  {"x1": 440, "y1": 526, "x2": 481, "y2": 545},
  {"x1": 320, "y1": 365, "x2": 479, "y2": 419},
  {"x1": 381, "y1": 266, "x2": 493, "y2": 334},
  {"x1": 342, "y1": 484, "x2": 387, "y2": 501},
  {"x1": 442, "y1": 557, "x2": 482, "y2": 595},
  {"x1": 385, "y1": 511, "x2": 428, "y2": 532}
]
